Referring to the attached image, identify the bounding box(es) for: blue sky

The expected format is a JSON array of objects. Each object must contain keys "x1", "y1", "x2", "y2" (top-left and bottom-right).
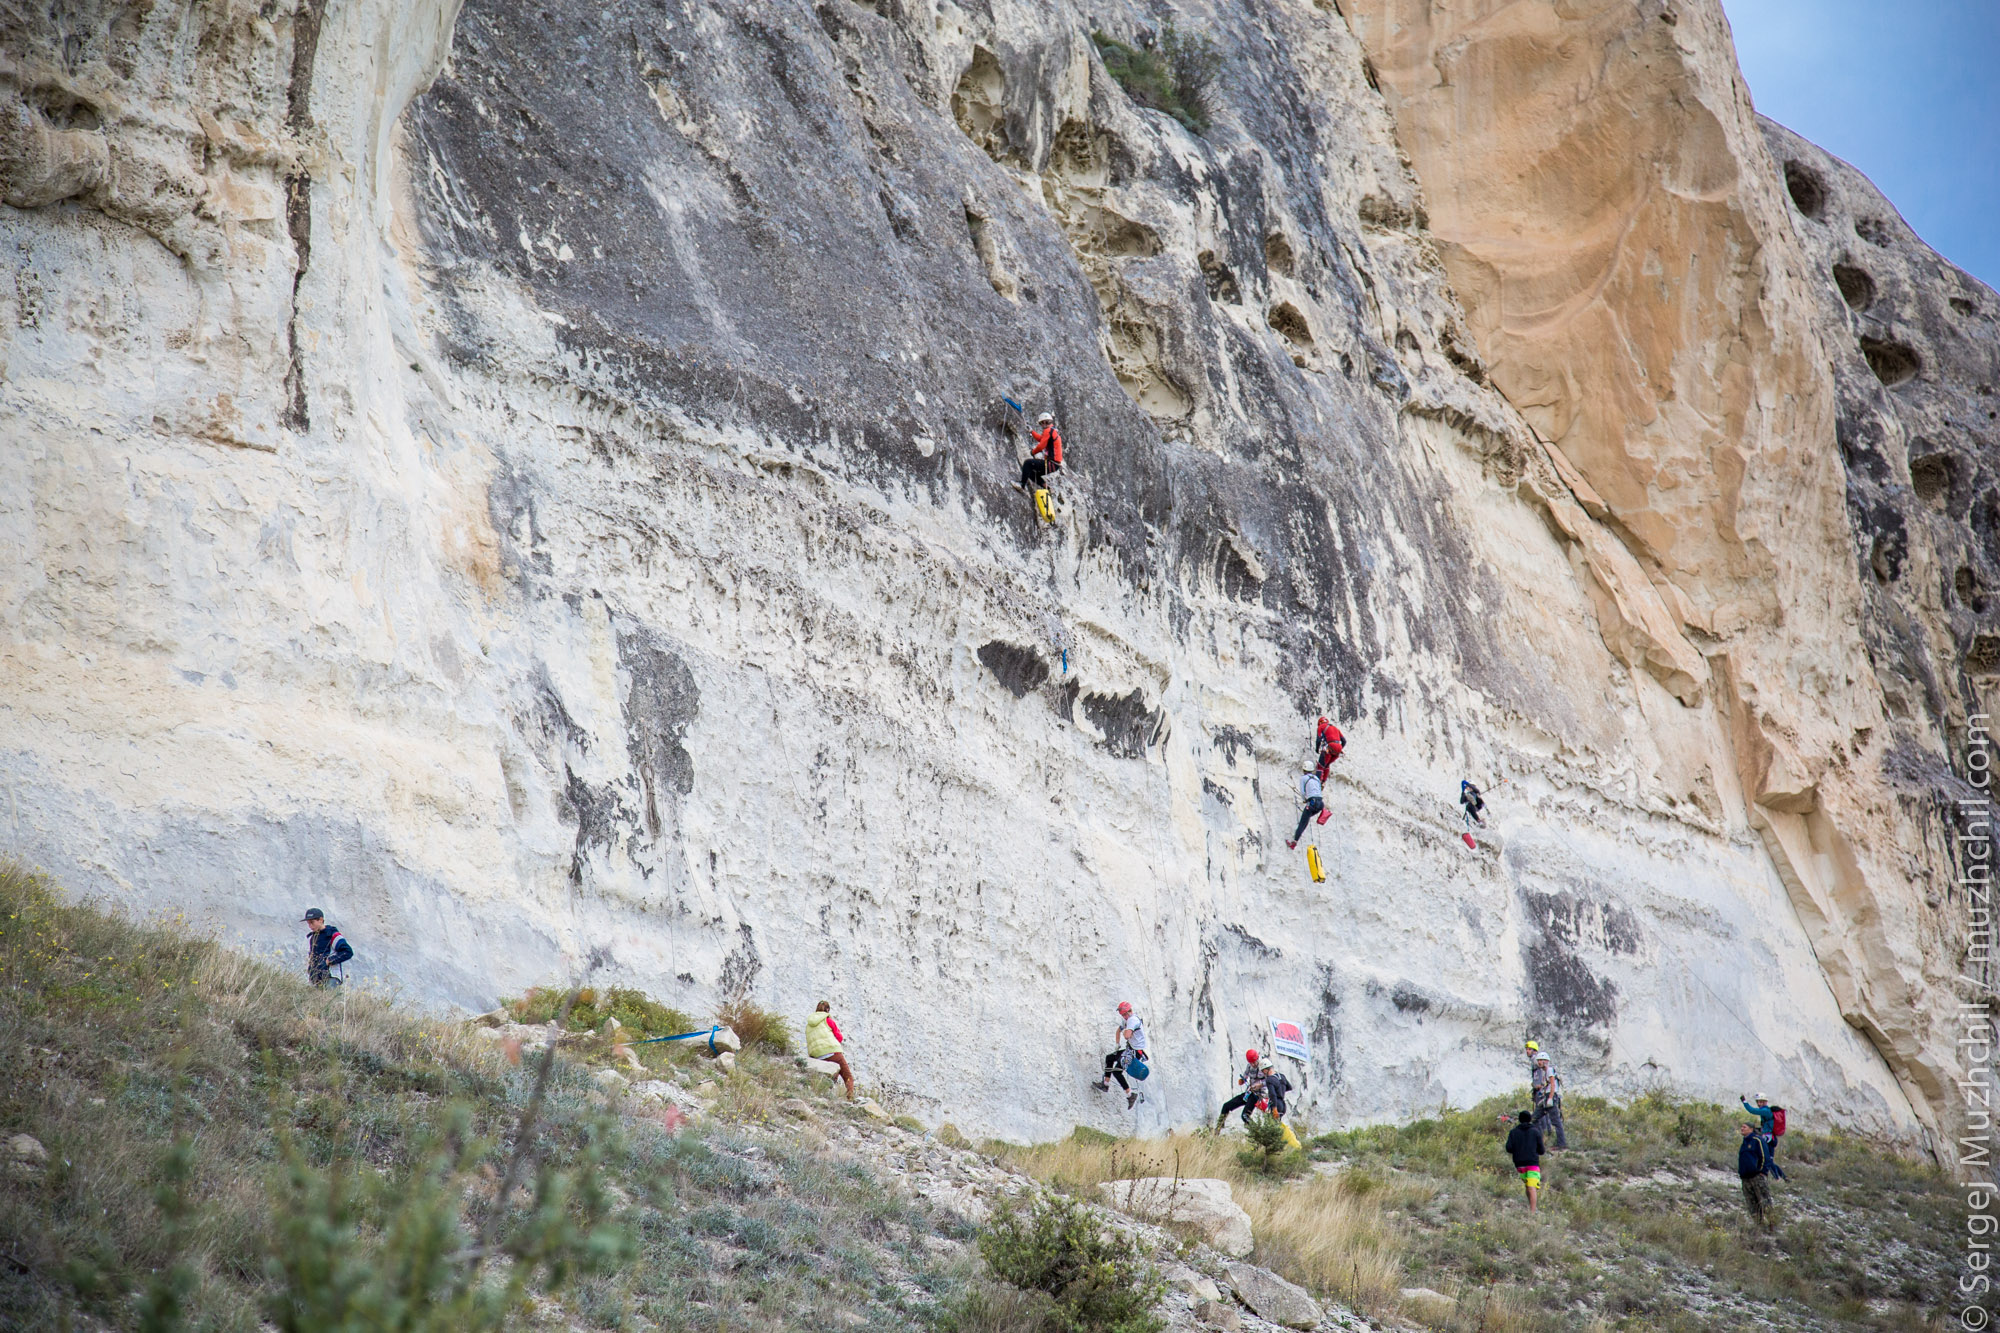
[{"x1": 1719, "y1": 0, "x2": 2000, "y2": 290}]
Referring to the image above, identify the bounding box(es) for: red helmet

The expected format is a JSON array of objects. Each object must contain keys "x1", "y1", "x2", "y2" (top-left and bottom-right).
[
  {"x1": 1245, "y1": 1048, "x2": 1259, "y2": 1063},
  {"x1": 1117, "y1": 1001, "x2": 1133, "y2": 1015}
]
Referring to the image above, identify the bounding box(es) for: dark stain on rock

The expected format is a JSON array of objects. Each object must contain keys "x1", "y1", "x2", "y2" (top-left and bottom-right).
[
  {"x1": 619, "y1": 624, "x2": 700, "y2": 839},
  {"x1": 718, "y1": 922, "x2": 762, "y2": 999},
  {"x1": 1390, "y1": 982, "x2": 1432, "y2": 1014},
  {"x1": 1082, "y1": 688, "x2": 1166, "y2": 759},
  {"x1": 1210, "y1": 724, "x2": 1253, "y2": 768},
  {"x1": 1224, "y1": 922, "x2": 1279, "y2": 959},
  {"x1": 1520, "y1": 888, "x2": 1630, "y2": 1032},
  {"x1": 977, "y1": 640, "x2": 1049, "y2": 698}
]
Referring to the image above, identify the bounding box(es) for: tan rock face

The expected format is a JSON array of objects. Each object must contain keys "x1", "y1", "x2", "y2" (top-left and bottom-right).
[{"x1": 1344, "y1": 0, "x2": 1976, "y2": 1150}]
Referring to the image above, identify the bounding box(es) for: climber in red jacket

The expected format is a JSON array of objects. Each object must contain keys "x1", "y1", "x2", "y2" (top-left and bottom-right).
[
  {"x1": 1019, "y1": 412, "x2": 1064, "y2": 490},
  {"x1": 1315, "y1": 717, "x2": 1345, "y2": 779}
]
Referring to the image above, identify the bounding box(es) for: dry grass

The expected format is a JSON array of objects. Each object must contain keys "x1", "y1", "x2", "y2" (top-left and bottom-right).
[
  {"x1": 0, "y1": 863, "x2": 969, "y2": 1332},
  {"x1": 1236, "y1": 1173, "x2": 1404, "y2": 1310},
  {"x1": 715, "y1": 998, "x2": 795, "y2": 1055},
  {"x1": 1000, "y1": 1129, "x2": 1246, "y2": 1195},
  {"x1": 999, "y1": 1130, "x2": 1407, "y2": 1315}
]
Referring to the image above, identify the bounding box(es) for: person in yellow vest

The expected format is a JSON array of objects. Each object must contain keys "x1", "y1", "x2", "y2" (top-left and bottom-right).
[{"x1": 807, "y1": 1000, "x2": 855, "y2": 1100}]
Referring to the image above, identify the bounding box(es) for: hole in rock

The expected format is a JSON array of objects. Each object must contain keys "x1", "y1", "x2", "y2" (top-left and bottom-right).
[
  {"x1": 1910, "y1": 452, "x2": 1955, "y2": 509},
  {"x1": 1783, "y1": 161, "x2": 1826, "y2": 219},
  {"x1": 1967, "y1": 635, "x2": 2000, "y2": 678},
  {"x1": 1265, "y1": 232, "x2": 1295, "y2": 278},
  {"x1": 1859, "y1": 336, "x2": 1919, "y2": 387},
  {"x1": 1952, "y1": 296, "x2": 1979, "y2": 317},
  {"x1": 1198, "y1": 250, "x2": 1241, "y2": 304},
  {"x1": 951, "y1": 47, "x2": 1007, "y2": 159},
  {"x1": 1869, "y1": 534, "x2": 1901, "y2": 584},
  {"x1": 1269, "y1": 303, "x2": 1314, "y2": 348},
  {"x1": 1854, "y1": 215, "x2": 1893, "y2": 247},
  {"x1": 1832, "y1": 263, "x2": 1875, "y2": 312},
  {"x1": 1958, "y1": 567, "x2": 1989, "y2": 614}
]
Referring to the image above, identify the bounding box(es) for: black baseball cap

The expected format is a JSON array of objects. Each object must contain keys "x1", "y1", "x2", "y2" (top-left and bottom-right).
[{"x1": 301, "y1": 908, "x2": 324, "y2": 921}]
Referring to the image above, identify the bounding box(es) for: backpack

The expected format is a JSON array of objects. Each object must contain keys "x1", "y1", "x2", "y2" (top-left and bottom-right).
[{"x1": 1770, "y1": 1106, "x2": 1786, "y2": 1137}]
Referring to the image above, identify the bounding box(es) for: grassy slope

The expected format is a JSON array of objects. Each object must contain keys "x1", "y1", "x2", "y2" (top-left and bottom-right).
[
  {"x1": 0, "y1": 866, "x2": 967, "y2": 1332},
  {"x1": 1000, "y1": 1096, "x2": 1962, "y2": 1332},
  {"x1": 0, "y1": 862, "x2": 1964, "y2": 1332}
]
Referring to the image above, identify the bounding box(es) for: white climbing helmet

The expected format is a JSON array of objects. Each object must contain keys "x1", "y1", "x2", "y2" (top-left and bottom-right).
[{"x1": 1037, "y1": 412, "x2": 1053, "y2": 425}]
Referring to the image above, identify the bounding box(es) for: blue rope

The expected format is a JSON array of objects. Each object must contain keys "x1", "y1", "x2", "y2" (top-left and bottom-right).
[{"x1": 626, "y1": 1025, "x2": 724, "y2": 1053}]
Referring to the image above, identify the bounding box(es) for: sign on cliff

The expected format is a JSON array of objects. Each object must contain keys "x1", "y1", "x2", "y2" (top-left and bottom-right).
[{"x1": 1267, "y1": 1018, "x2": 1309, "y2": 1063}]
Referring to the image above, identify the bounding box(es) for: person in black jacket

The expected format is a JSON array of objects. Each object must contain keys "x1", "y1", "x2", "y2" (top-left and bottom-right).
[
  {"x1": 1503, "y1": 1110, "x2": 1544, "y2": 1212},
  {"x1": 1737, "y1": 1123, "x2": 1774, "y2": 1228},
  {"x1": 302, "y1": 908, "x2": 353, "y2": 987}
]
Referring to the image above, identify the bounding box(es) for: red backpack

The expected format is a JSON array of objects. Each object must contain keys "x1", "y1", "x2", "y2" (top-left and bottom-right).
[{"x1": 1770, "y1": 1107, "x2": 1786, "y2": 1137}]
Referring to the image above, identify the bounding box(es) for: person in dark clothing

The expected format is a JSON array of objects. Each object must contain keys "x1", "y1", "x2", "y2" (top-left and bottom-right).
[
  {"x1": 1287, "y1": 770, "x2": 1324, "y2": 849},
  {"x1": 1740, "y1": 1095, "x2": 1786, "y2": 1177},
  {"x1": 1504, "y1": 1110, "x2": 1544, "y2": 1212},
  {"x1": 1216, "y1": 1050, "x2": 1267, "y2": 1129},
  {"x1": 302, "y1": 908, "x2": 353, "y2": 987},
  {"x1": 1460, "y1": 780, "x2": 1487, "y2": 828},
  {"x1": 1737, "y1": 1123, "x2": 1774, "y2": 1228}
]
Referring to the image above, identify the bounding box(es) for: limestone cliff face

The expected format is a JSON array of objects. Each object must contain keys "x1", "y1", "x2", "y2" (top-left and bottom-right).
[
  {"x1": 1340, "y1": 0, "x2": 1988, "y2": 1154},
  {"x1": 0, "y1": 0, "x2": 1974, "y2": 1149}
]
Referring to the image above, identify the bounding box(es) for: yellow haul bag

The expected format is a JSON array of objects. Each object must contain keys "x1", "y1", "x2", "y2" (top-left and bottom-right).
[
  {"x1": 1035, "y1": 488, "x2": 1054, "y2": 522},
  {"x1": 1306, "y1": 845, "x2": 1325, "y2": 882}
]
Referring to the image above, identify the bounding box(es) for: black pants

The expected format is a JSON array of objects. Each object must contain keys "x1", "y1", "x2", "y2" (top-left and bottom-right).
[
  {"x1": 1292, "y1": 798, "x2": 1324, "y2": 842},
  {"x1": 1021, "y1": 457, "x2": 1060, "y2": 488},
  {"x1": 1217, "y1": 1092, "x2": 1259, "y2": 1126},
  {"x1": 1103, "y1": 1050, "x2": 1131, "y2": 1090},
  {"x1": 1533, "y1": 1103, "x2": 1568, "y2": 1149},
  {"x1": 1462, "y1": 801, "x2": 1485, "y2": 826}
]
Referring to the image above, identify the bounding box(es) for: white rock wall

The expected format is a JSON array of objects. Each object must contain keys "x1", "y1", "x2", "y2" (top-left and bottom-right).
[{"x1": 0, "y1": 0, "x2": 1935, "y2": 1146}]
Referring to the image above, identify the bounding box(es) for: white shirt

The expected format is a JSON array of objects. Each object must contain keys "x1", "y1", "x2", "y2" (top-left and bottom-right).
[
  {"x1": 1300, "y1": 773, "x2": 1323, "y2": 802},
  {"x1": 1119, "y1": 1015, "x2": 1149, "y2": 1052}
]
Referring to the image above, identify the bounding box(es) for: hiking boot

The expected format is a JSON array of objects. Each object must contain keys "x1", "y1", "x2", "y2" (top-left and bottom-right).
[
  {"x1": 1285, "y1": 840, "x2": 1297, "y2": 850},
  {"x1": 1092, "y1": 1079, "x2": 1109, "y2": 1093},
  {"x1": 1127, "y1": 1091, "x2": 1138, "y2": 1109}
]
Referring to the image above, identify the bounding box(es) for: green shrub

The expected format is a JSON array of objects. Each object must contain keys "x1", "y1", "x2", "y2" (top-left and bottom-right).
[
  {"x1": 262, "y1": 1104, "x2": 633, "y2": 1333},
  {"x1": 717, "y1": 999, "x2": 794, "y2": 1055},
  {"x1": 504, "y1": 986, "x2": 690, "y2": 1040},
  {"x1": 1091, "y1": 21, "x2": 1222, "y2": 133},
  {"x1": 1236, "y1": 1114, "x2": 1308, "y2": 1178},
  {"x1": 979, "y1": 1192, "x2": 1163, "y2": 1333}
]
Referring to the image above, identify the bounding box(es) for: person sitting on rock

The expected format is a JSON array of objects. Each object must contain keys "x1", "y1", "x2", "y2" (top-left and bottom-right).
[
  {"x1": 301, "y1": 908, "x2": 352, "y2": 987},
  {"x1": 1019, "y1": 412, "x2": 1064, "y2": 491},
  {"x1": 1287, "y1": 769, "x2": 1325, "y2": 850},
  {"x1": 1460, "y1": 780, "x2": 1487, "y2": 828},
  {"x1": 1216, "y1": 1049, "x2": 1268, "y2": 1130},
  {"x1": 1093, "y1": 1001, "x2": 1148, "y2": 1108},
  {"x1": 806, "y1": 1000, "x2": 855, "y2": 1100}
]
